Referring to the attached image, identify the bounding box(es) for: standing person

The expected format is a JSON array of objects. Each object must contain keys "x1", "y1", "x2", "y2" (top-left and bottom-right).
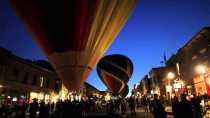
[
  {"x1": 121, "y1": 99, "x2": 127, "y2": 115},
  {"x1": 172, "y1": 96, "x2": 179, "y2": 118},
  {"x1": 29, "y1": 99, "x2": 39, "y2": 118},
  {"x1": 50, "y1": 102, "x2": 55, "y2": 112},
  {"x1": 150, "y1": 94, "x2": 167, "y2": 118},
  {"x1": 142, "y1": 96, "x2": 150, "y2": 112},
  {"x1": 39, "y1": 101, "x2": 45, "y2": 118},
  {"x1": 192, "y1": 97, "x2": 204, "y2": 118},
  {"x1": 128, "y1": 96, "x2": 136, "y2": 115},
  {"x1": 177, "y1": 94, "x2": 193, "y2": 118},
  {"x1": 45, "y1": 103, "x2": 50, "y2": 118},
  {"x1": 19, "y1": 102, "x2": 27, "y2": 118}
]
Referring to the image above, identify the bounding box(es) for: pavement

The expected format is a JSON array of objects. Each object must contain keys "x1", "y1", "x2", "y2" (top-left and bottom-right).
[
  {"x1": 85, "y1": 107, "x2": 174, "y2": 118},
  {"x1": 0, "y1": 106, "x2": 174, "y2": 118}
]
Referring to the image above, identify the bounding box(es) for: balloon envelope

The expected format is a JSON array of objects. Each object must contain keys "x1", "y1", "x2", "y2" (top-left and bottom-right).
[
  {"x1": 120, "y1": 84, "x2": 129, "y2": 98},
  {"x1": 12, "y1": 0, "x2": 136, "y2": 91},
  {"x1": 97, "y1": 54, "x2": 133, "y2": 95}
]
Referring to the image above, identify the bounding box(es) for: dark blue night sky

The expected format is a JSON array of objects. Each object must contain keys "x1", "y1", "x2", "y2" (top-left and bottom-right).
[{"x1": 1, "y1": 0, "x2": 210, "y2": 93}]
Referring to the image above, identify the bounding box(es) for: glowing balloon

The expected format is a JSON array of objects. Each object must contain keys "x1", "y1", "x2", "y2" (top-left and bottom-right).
[
  {"x1": 12, "y1": 0, "x2": 136, "y2": 91},
  {"x1": 97, "y1": 54, "x2": 133, "y2": 95}
]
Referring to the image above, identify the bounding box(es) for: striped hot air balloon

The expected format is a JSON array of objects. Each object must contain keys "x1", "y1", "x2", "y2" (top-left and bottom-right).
[
  {"x1": 12, "y1": 0, "x2": 136, "y2": 91},
  {"x1": 97, "y1": 54, "x2": 133, "y2": 96},
  {"x1": 120, "y1": 84, "x2": 129, "y2": 98}
]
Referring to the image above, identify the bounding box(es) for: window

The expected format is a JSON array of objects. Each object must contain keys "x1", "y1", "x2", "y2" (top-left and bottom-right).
[
  {"x1": 13, "y1": 68, "x2": 19, "y2": 78},
  {"x1": 0, "y1": 66, "x2": 2, "y2": 78},
  {"x1": 40, "y1": 76, "x2": 44, "y2": 87},
  {"x1": 192, "y1": 55, "x2": 197, "y2": 60},
  {"x1": 32, "y1": 75, "x2": 37, "y2": 85},
  {"x1": 46, "y1": 78, "x2": 50, "y2": 88},
  {"x1": 22, "y1": 72, "x2": 28, "y2": 84},
  {"x1": 200, "y1": 48, "x2": 207, "y2": 54}
]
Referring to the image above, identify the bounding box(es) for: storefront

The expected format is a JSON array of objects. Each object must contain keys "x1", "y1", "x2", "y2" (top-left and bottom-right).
[
  {"x1": 194, "y1": 74, "x2": 210, "y2": 96},
  {"x1": 29, "y1": 91, "x2": 51, "y2": 103},
  {"x1": 173, "y1": 80, "x2": 185, "y2": 96}
]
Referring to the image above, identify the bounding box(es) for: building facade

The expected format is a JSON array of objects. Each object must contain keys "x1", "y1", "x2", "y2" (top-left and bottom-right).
[
  {"x1": 0, "y1": 47, "x2": 100, "y2": 103},
  {"x1": 0, "y1": 47, "x2": 58, "y2": 103},
  {"x1": 135, "y1": 75, "x2": 152, "y2": 96},
  {"x1": 166, "y1": 27, "x2": 210, "y2": 96},
  {"x1": 136, "y1": 27, "x2": 210, "y2": 98}
]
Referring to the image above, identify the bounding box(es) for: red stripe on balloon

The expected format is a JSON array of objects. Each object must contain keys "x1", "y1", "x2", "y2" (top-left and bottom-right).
[
  {"x1": 12, "y1": 0, "x2": 100, "y2": 54},
  {"x1": 102, "y1": 72, "x2": 122, "y2": 93}
]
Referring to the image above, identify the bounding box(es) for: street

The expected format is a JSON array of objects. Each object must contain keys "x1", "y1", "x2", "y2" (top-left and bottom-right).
[{"x1": 85, "y1": 107, "x2": 174, "y2": 118}]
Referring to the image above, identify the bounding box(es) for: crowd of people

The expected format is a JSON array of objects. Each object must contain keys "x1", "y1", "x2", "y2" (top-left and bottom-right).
[
  {"x1": 141, "y1": 93, "x2": 208, "y2": 118},
  {"x1": 0, "y1": 93, "x2": 209, "y2": 118},
  {"x1": 171, "y1": 94, "x2": 206, "y2": 118},
  {"x1": 0, "y1": 96, "x2": 138, "y2": 118}
]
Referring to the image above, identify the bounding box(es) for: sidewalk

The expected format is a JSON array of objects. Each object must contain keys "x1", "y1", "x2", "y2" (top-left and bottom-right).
[{"x1": 136, "y1": 106, "x2": 174, "y2": 118}]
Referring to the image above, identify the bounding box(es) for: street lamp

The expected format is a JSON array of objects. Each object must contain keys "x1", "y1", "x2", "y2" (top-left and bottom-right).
[
  {"x1": 195, "y1": 65, "x2": 206, "y2": 74},
  {"x1": 167, "y1": 72, "x2": 175, "y2": 79}
]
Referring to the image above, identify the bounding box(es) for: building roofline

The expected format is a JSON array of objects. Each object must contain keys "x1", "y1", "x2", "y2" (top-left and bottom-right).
[
  {"x1": 178, "y1": 26, "x2": 210, "y2": 53},
  {"x1": 0, "y1": 47, "x2": 54, "y2": 73},
  {"x1": 167, "y1": 26, "x2": 210, "y2": 61}
]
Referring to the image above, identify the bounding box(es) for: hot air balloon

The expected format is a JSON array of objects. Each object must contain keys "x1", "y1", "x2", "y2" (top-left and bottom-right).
[
  {"x1": 12, "y1": 0, "x2": 136, "y2": 91},
  {"x1": 120, "y1": 84, "x2": 129, "y2": 98},
  {"x1": 97, "y1": 54, "x2": 133, "y2": 96}
]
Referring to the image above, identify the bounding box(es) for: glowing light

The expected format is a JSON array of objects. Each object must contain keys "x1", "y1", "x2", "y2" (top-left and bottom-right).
[
  {"x1": 166, "y1": 85, "x2": 172, "y2": 92},
  {"x1": 105, "y1": 93, "x2": 111, "y2": 101},
  {"x1": 174, "y1": 88, "x2": 179, "y2": 92},
  {"x1": 154, "y1": 90, "x2": 159, "y2": 94},
  {"x1": 52, "y1": 95, "x2": 59, "y2": 103},
  {"x1": 12, "y1": 97, "x2": 17, "y2": 101},
  {"x1": 30, "y1": 92, "x2": 38, "y2": 99},
  {"x1": 39, "y1": 93, "x2": 44, "y2": 100},
  {"x1": 70, "y1": 95, "x2": 74, "y2": 102},
  {"x1": 167, "y1": 72, "x2": 175, "y2": 79},
  {"x1": 61, "y1": 91, "x2": 65, "y2": 101},
  {"x1": 195, "y1": 65, "x2": 206, "y2": 74}
]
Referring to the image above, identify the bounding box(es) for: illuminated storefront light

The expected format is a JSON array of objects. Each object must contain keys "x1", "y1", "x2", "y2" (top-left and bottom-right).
[
  {"x1": 194, "y1": 64, "x2": 210, "y2": 96},
  {"x1": 105, "y1": 93, "x2": 111, "y2": 101},
  {"x1": 154, "y1": 90, "x2": 159, "y2": 94},
  {"x1": 30, "y1": 92, "x2": 48, "y2": 102},
  {"x1": 173, "y1": 81, "x2": 181, "y2": 89},
  {"x1": 12, "y1": 97, "x2": 17, "y2": 102},
  {"x1": 166, "y1": 85, "x2": 172, "y2": 92},
  {"x1": 39, "y1": 93, "x2": 44, "y2": 100},
  {"x1": 70, "y1": 95, "x2": 74, "y2": 102},
  {"x1": 30, "y1": 92, "x2": 38, "y2": 99},
  {"x1": 78, "y1": 94, "x2": 81, "y2": 101},
  {"x1": 51, "y1": 92, "x2": 59, "y2": 103},
  {"x1": 195, "y1": 65, "x2": 206, "y2": 74}
]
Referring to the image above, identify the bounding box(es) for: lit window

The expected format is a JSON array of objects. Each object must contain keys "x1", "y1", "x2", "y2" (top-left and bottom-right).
[
  {"x1": 192, "y1": 55, "x2": 197, "y2": 60},
  {"x1": 200, "y1": 48, "x2": 207, "y2": 54},
  {"x1": 40, "y1": 76, "x2": 44, "y2": 87}
]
